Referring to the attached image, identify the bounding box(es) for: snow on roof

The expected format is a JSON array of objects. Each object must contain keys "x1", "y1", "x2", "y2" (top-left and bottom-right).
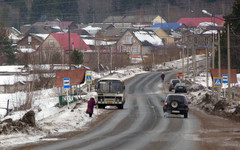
[
  {"x1": 202, "y1": 30, "x2": 218, "y2": 34},
  {"x1": 18, "y1": 48, "x2": 36, "y2": 53},
  {"x1": 33, "y1": 34, "x2": 49, "y2": 40},
  {"x1": 82, "y1": 39, "x2": 116, "y2": 46},
  {"x1": 0, "y1": 66, "x2": 25, "y2": 73},
  {"x1": 198, "y1": 22, "x2": 218, "y2": 27},
  {"x1": 82, "y1": 26, "x2": 102, "y2": 35},
  {"x1": 133, "y1": 30, "x2": 163, "y2": 46},
  {"x1": 0, "y1": 75, "x2": 26, "y2": 85}
]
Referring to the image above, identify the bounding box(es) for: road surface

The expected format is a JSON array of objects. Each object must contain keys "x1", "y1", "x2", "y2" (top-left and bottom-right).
[{"x1": 33, "y1": 71, "x2": 202, "y2": 150}]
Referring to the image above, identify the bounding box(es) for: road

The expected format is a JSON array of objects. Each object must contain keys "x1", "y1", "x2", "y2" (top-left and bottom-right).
[{"x1": 33, "y1": 70, "x2": 202, "y2": 150}]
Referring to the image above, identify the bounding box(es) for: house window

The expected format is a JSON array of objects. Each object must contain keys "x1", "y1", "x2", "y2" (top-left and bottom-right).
[
  {"x1": 126, "y1": 36, "x2": 132, "y2": 44},
  {"x1": 131, "y1": 46, "x2": 137, "y2": 53},
  {"x1": 20, "y1": 45, "x2": 26, "y2": 49},
  {"x1": 121, "y1": 46, "x2": 126, "y2": 52},
  {"x1": 49, "y1": 40, "x2": 54, "y2": 47},
  {"x1": 162, "y1": 38, "x2": 167, "y2": 45},
  {"x1": 28, "y1": 46, "x2": 32, "y2": 49}
]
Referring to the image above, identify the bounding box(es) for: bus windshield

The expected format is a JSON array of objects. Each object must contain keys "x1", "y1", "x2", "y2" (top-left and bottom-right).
[{"x1": 98, "y1": 80, "x2": 124, "y2": 93}]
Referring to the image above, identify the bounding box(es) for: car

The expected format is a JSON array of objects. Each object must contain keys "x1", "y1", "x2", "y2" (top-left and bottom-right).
[
  {"x1": 162, "y1": 94, "x2": 191, "y2": 118},
  {"x1": 175, "y1": 83, "x2": 187, "y2": 93},
  {"x1": 169, "y1": 79, "x2": 181, "y2": 91}
]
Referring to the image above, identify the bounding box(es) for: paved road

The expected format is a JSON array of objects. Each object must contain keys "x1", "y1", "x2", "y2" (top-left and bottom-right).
[{"x1": 34, "y1": 71, "x2": 201, "y2": 150}]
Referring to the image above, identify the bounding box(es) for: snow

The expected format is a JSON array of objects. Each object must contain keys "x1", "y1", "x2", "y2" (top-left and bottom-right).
[
  {"x1": 0, "y1": 55, "x2": 239, "y2": 149},
  {"x1": 82, "y1": 39, "x2": 116, "y2": 46},
  {"x1": 82, "y1": 26, "x2": 102, "y2": 36},
  {"x1": 133, "y1": 30, "x2": 163, "y2": 46}
]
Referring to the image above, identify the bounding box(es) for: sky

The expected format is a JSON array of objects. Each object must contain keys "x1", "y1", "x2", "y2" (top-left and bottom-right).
[{"x1": 0, "y1": 54, "x2": 239, "y2": 149}]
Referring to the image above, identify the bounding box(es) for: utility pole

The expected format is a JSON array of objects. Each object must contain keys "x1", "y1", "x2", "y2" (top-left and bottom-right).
[
  {"x1": 205, "y1": 37, "x2": 209, "y2": 89},
  {"x1": 68, "y1": 26, "x2": 71, "y2": 70},
  {"x1": 227, "y1": 23, "x2": 231, "y2": 102},
  {"x1": 218, "y1": 31, "x2": 221, "y2": 100}
]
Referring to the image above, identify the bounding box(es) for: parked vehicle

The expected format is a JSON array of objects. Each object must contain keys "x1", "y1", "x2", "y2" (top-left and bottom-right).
[
  {"x1": 162, "y1": 94, "x2": 191, "y2": 118},
  {"x1": 169, "y1": 79, "x2": 181, "y2": 91},
  {"x1": 175, "y1": 83, "x2": 187, "y2": 93},
  {"x1": 95, "y1": 78, "x2": 125, "y2": 109}
]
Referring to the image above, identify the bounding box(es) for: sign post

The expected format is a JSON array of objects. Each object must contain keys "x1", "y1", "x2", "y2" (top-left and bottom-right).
[
  {"x1": 213, "y1": 77, "x2": 222, "y2": 88},
  {"x1": 63, "y1": 78, "x2": 70, "y2": 109},
  {"x1": 222, "y1": 74, "x2": 228, "y2": 97},
  {"x1": 85, "y1": 74, "x2": 92, "y2": 92}
]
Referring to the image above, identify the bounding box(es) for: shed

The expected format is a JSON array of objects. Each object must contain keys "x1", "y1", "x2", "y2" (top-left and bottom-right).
[
  {"x1": 55, "y1": 69, "x2": 86, "y2": 87},
  {"x1": 210, "y1": 69, "x2": 238, "y2": 83}
]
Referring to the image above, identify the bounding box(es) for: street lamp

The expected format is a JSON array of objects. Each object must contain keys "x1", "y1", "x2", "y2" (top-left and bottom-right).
[{"x1": 202, "y1": 9, "x2": 231, "y2": 102}]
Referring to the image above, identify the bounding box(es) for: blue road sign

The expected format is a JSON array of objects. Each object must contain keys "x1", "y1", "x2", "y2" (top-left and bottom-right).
[
  {"x1": 63, "y1": 78, "x2": 70, "y2": 89},
  {"x1": 222, "y1": 74, "x2": 228, "y2": 84},
  {"x1": 86, "y1": 74, "x2": 92, "y2": 84},
  {"x1": 213, "y1": 77, "x2": 222, "y2": 87}
]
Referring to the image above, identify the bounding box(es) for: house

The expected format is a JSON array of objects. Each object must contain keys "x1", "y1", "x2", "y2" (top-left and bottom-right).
[
  {"x1": 151, "y1": 23, "x2": 185, "y2": 32},
  {"x1": 117, "y1": 29, "x2": 163, "y2": 60},
  {"x1": 38, "y1": 33, "x2": 91, "y2": 64},
  {"x1": 17, "y1": 34, "x2": 48, "y2": 53},
  {"x1": 177, "y1": 17, "x2": 224, "y2": 28},
  {"x1": 152, "y1": 28, "x2": 175, "y2": 45},
  {"x1": 21, "y1": 24, "x2": 62, "y2": 35},
  {"x1": 6, "y1": 27, "x2": 23, "y2": 45},
  {"x1": 33, "y1": 21, "x2": 78, "y2": 32},
  {"x1": 103, "y1": 15, "x2": 166, "y2": 27}
]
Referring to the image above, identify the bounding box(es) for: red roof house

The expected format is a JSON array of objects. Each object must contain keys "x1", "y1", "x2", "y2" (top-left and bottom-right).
[
  {"x1": 50, "y1": 33, "x2": 91, "y2": 51},
  {"x1": 177, "y1": 17, "x2": 224, "y2": 27}
]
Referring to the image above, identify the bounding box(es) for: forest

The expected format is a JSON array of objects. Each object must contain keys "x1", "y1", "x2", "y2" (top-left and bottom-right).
[{"x1": 0, "y1": 0, "x2": 234, "y2": 28}]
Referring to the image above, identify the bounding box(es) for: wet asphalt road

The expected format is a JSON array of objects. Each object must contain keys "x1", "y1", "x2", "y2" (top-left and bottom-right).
[{"x1": 34, "y1": 71, "x2": 201, "y2": 150}]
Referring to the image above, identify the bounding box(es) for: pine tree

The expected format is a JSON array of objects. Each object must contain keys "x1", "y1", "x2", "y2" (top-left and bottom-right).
[
  {"x1": 219, "y1": 0, "x2": 240, "y2": 71},
  {"x1": 71, "y1": 50, "x2": 83, "y2": 66},
  {"x1": 0, "y1": 23, "x2": 16, "y2": 65}
]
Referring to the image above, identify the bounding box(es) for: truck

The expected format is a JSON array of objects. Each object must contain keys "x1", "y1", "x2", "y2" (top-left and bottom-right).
[{"x1": 96, "y1": 77, "x2": 125, "y2": 109}]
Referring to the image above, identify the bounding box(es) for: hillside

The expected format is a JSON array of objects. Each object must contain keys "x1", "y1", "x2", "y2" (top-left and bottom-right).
[{"x1": 0, "y1": 0, "x2": 234, "y2": 28}]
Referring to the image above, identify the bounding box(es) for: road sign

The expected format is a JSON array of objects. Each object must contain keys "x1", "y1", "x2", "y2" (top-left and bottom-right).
[
  {"x1": 86, "y1": 74, "x2": 92, "y2": 84},
  {"x1": 222, "y1": 74, "x2": 228, "y2": 84},
  {"x1": 213, "y1": 77, "x2": 222, "y2": 87},
  {"x1": 63, "y1": 78, "x2": 70, "y2": 89}
]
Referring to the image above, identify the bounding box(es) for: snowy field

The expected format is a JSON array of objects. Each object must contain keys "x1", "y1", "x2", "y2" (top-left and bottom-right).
[{"x1": 0, "y1": 54, "x2": 239, "y2": 149}]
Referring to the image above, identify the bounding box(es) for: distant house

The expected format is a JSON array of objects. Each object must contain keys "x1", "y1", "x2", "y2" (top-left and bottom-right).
[
  {"x1": 33, "y1": 21, "x2": 77, "y2": 32},
  {"x1": 21, "y1": 25, "x2": 62, "y2": 36},
  {"x1": 177, "y1": 17, "x2": 224, "y2": 28},
  {"x1": 103, "y1": 15, "x2": 166, "y2": 27},
  {"x1": 6, "y1": 27, "x2": 23, "y2": 45},
  {"x1": 38, "y1": 33, "x2": 91, "y2": 64},
  {"x1": 17, "y1": 34, "x2": 48, "y2": 53},
  {"x1": 151, "y1": 23, "x2": 185, "y2": 32},
  {"x1": 117, "y1": 29, "x2": 163, "y2": 60},
  {"x1": 153, "y1": 28, "x2": 175, "y2": 45}
]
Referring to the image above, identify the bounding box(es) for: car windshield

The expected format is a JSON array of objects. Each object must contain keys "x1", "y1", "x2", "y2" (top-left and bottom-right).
[
  {"x1": 167, "y1": 95, "x2": 186, "y2": 103},
  {"x1": 172, "y1": 80, "x2": 180, "y2": 86},
  {"x1": 98, "y1": 80, "x2": 124, "y2": 93}
]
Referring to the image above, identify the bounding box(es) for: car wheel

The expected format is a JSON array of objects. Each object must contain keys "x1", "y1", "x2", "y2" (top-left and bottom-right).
[
  {"x1": 171, "y1": 101, "x2": 178, "y2": 108},
  {"x1": 184, "y1": 113, "x2": 188, "y2": 118},
  {"x1": 118, "y1": 104, "x2": 124, "y2": 109}
]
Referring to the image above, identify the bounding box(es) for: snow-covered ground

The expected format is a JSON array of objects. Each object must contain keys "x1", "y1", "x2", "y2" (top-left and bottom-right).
[{"x1": 0, "y1": 54, "x2": 239, "y2": 149}]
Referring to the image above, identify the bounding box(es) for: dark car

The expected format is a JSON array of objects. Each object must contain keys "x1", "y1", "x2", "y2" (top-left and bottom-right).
[
  {"x1": 162, "y1": 94, "x2": 191, "y2": 118},
  {"x1": 175, "y1": 83, "x2": 187, "y2": 93},
  {"x1": 169, "y1": 79, "x2": 181, "y2": 91}
]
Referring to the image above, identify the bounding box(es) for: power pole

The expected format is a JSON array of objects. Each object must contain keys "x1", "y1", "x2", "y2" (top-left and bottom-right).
[
  {"x1": 218, "y1": 31, "x2": 221, "y2": 100},
  {"x1": 68, "y1": 26, "x2": 71, "y2": 70},
  {"x1": 212, "y1": 33, "x2": 215, "y2": 69},
  {"x1": 205, "y1": 37, "x2": 209, "y2": 89},
  {"x1": 227, "y1": 23, "x2": 231, "y2": 102}
]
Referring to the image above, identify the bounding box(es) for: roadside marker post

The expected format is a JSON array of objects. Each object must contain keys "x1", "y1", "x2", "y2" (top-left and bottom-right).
[{"x1": 63, "y1": 78, "x2": 70, "y2": 109}]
